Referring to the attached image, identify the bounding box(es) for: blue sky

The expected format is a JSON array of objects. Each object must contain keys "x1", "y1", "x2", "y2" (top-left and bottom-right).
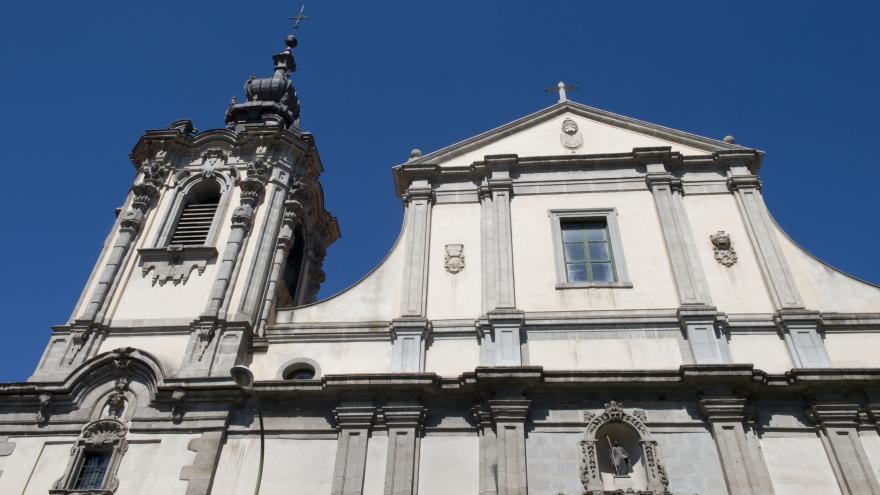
[{"x1": 1, "y1": 1, "x2": 878, "y2": 381}]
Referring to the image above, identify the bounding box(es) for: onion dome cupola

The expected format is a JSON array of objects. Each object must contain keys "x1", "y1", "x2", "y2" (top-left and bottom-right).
[{"x1": 225, "y1": 34, "x2": 302, "y2": 131}]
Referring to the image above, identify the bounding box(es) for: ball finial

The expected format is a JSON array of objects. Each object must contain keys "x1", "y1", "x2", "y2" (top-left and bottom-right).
[
  {"x1": 285, "y1": 35, "x2": 298, "y2": 48},
  {"x1": 722, "y1": 135, "x2": 736, "y2": 144},
  {"x1": 409, "y1": 149, "x2": 422, "y2": 160}
]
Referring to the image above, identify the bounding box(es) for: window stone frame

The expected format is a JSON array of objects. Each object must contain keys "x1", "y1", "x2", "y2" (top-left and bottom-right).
[
  {"x1": 51, "y1": 419, "x2": 128, "y2": 495},
  {"x1": 549, "y1": 208, "x2": 632, "y2": 289}
]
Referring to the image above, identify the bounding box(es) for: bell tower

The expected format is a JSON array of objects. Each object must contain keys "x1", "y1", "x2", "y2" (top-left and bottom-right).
[{"x1": 31, "y1": 30, "x2": 339, "y2": 381}]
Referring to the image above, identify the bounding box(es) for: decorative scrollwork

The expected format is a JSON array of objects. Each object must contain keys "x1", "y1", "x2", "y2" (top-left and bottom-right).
[{"x1": 710, "y1": 230, "x2": 738, "y2": 267}]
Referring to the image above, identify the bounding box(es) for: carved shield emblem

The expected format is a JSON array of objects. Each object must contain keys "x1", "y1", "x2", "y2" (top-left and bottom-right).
[
  {"x1": 560, "y1": 118, "x2": 583, "y2": 150},
  {"x1": 444, "y1": 244, "x2": 465, "y2": 274}
]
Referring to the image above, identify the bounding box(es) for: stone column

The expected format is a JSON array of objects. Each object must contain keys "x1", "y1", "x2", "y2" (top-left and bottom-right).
[
  {"x1": 700, "y1": 397, "x2": 774, "y2": 495},
  {"x1": 383, "y1": 402, "x2": 425, "y2": 495},
  {"x1": 332, "y1": 401, "x2": 376, "y2": 495},
  {"x1": 644, "y1": 154, "x2": 726, "y2": 364},
  {"x1": 809, "y1": 402, "x2": 880, "y2": 495},
  {"x1": 489, "y1": 398, "x2": 531, "y2": 495}
]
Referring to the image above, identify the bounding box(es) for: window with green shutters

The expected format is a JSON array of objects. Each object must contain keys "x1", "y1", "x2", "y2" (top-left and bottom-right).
[{"x1": 560, "y1": 220, "x2": 616, "y2": 283}]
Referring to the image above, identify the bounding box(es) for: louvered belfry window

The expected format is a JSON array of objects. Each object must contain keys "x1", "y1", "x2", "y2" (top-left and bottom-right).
[{"x1": 169, "y1": 196, "x2": 220, "y2": 246}]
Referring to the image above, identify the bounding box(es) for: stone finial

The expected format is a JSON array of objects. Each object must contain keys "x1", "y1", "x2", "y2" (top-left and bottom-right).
[
  {"x1": 722, "y1": 135, "x2": 736, "y2": 144},
  {"x1": 409, "y1": 148, "x2": 422, "y2": 160}
]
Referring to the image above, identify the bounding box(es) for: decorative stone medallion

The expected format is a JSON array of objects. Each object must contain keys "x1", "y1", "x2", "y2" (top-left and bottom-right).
[
  {"x1": 560, "y1": 118, "x2": 584, "y2": 150},
  {"x1": 444, "y1": 244, "x2": 465, "y2": 274},
  {"x1": 710, "y1": 230, "x2": 738, "y2": 267}
]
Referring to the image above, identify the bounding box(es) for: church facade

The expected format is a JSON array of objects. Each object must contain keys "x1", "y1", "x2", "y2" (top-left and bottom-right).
[{"x1": 2, "y1": 27, "x2": 880, "y2": 495}]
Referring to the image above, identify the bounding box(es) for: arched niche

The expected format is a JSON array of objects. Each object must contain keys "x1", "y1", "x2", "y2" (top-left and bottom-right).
[{"x1": 580, "y1": 401, "x2": 669, "y2": 495}]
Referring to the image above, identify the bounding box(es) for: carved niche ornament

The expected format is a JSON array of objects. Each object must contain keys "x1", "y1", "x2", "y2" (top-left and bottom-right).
[
  {"x1": 710, "y1": 230, "x2": 738, "y2": 267},
  {"x1": 560, "y1": 117, "x2": 584, "y2": 151},
  {"x1": 444, "y1": 244, "x2": 465, "y2": 274}
]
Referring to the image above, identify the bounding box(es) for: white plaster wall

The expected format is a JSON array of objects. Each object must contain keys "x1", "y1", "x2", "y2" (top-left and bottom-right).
[
  {"x1": 98, "y1": 334, "x2": 189, "y2": 373},
  {"x1": 417, "y1": 435, "x2": 479, "y2": 495},
  {"x1": 362, "y1": 434, "x2": 388, "y2": 495},
  {"x1": 212, "y1": 437, "x2": 337, "y2": 495},
  {"x1": 728, "y1": 333, "x2": 793, "y2": 374},
  {"x1": 425, "y1": 338, "x2": 480, "y2": 377},
  {"x1": 117, "y1": 434, "x2": 197, "y2": 495},
  {"x1": 250, "y1": 341, "x2": 392, "y2": 380},
  {"x1": 528, "y1": 334, "x2": 683, "y2": 370},
  {"x1": 278, "y1": 223, "x2": 407, "y2": 323},
  {"x1": 860, "y1": 430, "x2": 880, "y2": 485},
  {"x1": 683, "y1": 193, "x2": 775, "y2": 313},
  {"x1": 436, "y1": 112, "x2": 708, "y2": 169},
  {"x1": 426, "y1": 203, "x2": 481, "y2": 319},
  {"x1": 655, "y1": 431, "x2": 728, "y2": 495},
  {"x1": 0, "y1": 436, "x2": 74, "y2": 495},
  {"x1": 761, "y1": 435, "x2": 842, "y2": 495},
  {"x1": 512, "y1": 191, "x2": 679, "y2": 312},
  {"x1": 774, "y1": 224, "x2": 880, "y2": 313},
  {"x1": 825, "y1": 333, "x2": 880, "y2": 368}
]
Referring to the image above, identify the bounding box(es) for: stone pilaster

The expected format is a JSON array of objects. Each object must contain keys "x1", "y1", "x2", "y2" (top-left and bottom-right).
[
  {"x1": 488, "y1": 398, "x2": 531, "y2": 495},
  {"x1": 472, "y1": 405, "x2": 499, "y2": 495},
  {"x1": 179, "y1": 176, "x2": 264, "y2": 377},
  {"x1": 809, "y1": 402, "x2": 880, "y2": 495},
  {"x1": 60, "y1": 183, "x2": 161, "y2": 372},
  {"x1": 255, "y1": 198, "x2": 301, "y2": 336},
  {"x1": 390, "y1": 319, "x2": 430, "y2": 372},
  {"x1": 644, "y1": 154, "x2": 726, "y2": 365},
  {"x1": 700, "y1": 397, "x2": 774, "y2": 495},
  {"x1": 236, "y1": 162, "x2": 296, "y2": 323},
  {"x1": 478, "y1": 310, "x2": 525, "y2": 366},
  {"x1": 180, "y1": 430, "x2": 226, "y2": 495},
  {"x1": 400, "y1": 182, "x2": 433, "y2": 318},
  {"x1": 644, "y1": 158, "x2": 712, "y2": 307},
  {"x1": 480, "y1": 155, "x2": 517, "y2": 313},
  {"x1": 332, "y1": 401, "x2": 376, "y2": 495},
  {"x1": 383, "y1": 402, "x2": 425, "y2": 495},
  {"x1": 776, "y1": 310, "x2": 831, "y2": 368},
  {"x1": 728, "y1": 172, "x2": 803, "y2": 310}
]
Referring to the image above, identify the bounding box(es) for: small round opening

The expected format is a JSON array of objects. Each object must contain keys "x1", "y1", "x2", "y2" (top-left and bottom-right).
[{"x1": 283, "y1": 365, "x2": 316, "y2": 380}]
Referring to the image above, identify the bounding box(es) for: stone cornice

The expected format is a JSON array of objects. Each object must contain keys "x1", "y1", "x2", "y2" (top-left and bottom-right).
[{"x1": 393, "y1": 147, "x2": 763, "y2": 198}]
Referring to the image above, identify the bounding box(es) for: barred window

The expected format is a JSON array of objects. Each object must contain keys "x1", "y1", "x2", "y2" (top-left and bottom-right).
[{"x1": 73, "y1": 450, "x2": 111, "y2": 490}]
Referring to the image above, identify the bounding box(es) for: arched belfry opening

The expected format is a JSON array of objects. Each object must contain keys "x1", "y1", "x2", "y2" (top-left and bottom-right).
[
  {"x1": 169, "y1": 179, "x2": 222, "y2": 247},
  {"x1": 277, "y1": 226, "x2": 306, "y2": 308},
  {"x1": 580, "y1": 401, "x2": 670, "y2": 494}
]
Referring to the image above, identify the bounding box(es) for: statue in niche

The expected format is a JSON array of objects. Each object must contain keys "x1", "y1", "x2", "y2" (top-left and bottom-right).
[{"x1": 606, "y1": 435, "x2": 630, "y2": 476}]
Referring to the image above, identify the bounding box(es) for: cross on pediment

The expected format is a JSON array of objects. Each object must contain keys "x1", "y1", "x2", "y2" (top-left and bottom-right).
[{"x1": 546, "y1": 81, "x2": 579, "y2": 103}]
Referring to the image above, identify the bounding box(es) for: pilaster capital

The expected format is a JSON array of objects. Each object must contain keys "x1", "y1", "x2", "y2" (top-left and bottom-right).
[
  {"x1": 333, "y1": 401, "x2": 376, "y2": 430},
  {"x1": 390, "y1": 318, "x2": 430, "y2": 340},
  {"x1": 807, "y1": 402, "x2": 862, "y2": 428},
  {"x1": 382, "y1": 402, "x2": 425, "y2": 429},
  {"x1": 727, "y1": 175, "x2": 762, "y2": 192},
  {"x1": 645, "y1": 171, "x2": 682, "y2": 193},
  {"x1": 488, "y1": 398, "x2": 531, "y2": 423},
  {"x1": 774, "y1": 309, "x2": 822, "y2": 330},
  {"x1": 402, "y1": 181, "x2": 434, "y2": 204},
  {"x1": 699, "y1": 397, "x2": 750, "y2": 423}
]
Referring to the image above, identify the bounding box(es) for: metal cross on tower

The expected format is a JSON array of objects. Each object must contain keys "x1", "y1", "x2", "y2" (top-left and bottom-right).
[
  {"x1": 290, "y1": 4, "x2": 309, "y2": 35},
  {"x1": 546, "y1": 81, "x2": 579, "y2": 103}
]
